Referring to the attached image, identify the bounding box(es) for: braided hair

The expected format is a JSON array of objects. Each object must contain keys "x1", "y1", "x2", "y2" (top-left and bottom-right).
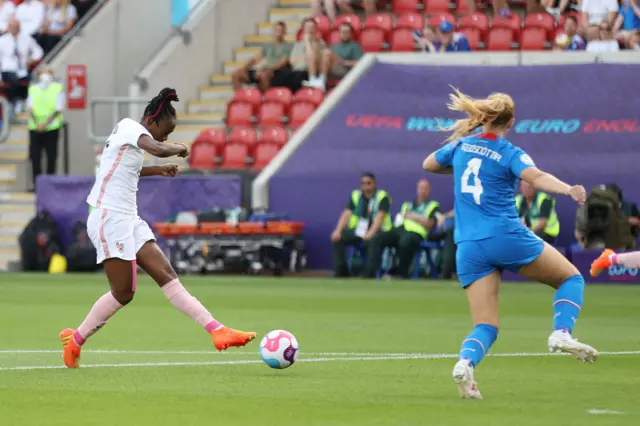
[{"x1": 143, "y1": 88, "x2": 179, "y2": 125}]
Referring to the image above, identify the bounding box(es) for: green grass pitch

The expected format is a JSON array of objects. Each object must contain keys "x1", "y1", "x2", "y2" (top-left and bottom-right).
[{"x1": 0, "y1": 273, "x2": 639, "y2": 425}]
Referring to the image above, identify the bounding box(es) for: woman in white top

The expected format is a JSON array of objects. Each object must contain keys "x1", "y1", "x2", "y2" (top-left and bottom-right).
[
  {"x1": 0, "y1": 0, "x2": 16, "y2": 34},
  {"x1": 37, "y1": 0, "x2": 77, "y2": 54},
  {"x1": 59, "y1": 87, "x2": 256, "y2": 369},
  {"x1": 586, "y1": 20, "x2": 621, "y2": 52}
]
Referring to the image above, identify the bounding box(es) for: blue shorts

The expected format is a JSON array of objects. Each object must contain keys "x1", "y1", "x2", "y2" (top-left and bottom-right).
[{"x1": 457, "y1": 227, "x2": 545, "y2": 288}]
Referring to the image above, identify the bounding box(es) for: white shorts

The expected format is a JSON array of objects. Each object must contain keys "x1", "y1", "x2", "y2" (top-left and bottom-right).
[{"x1": 87, "y1": 208, "x2": 155, "y2": 264}]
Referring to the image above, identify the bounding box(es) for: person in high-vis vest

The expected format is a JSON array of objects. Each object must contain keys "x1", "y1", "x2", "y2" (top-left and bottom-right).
[
  {"x1": 368, "y1": 179, "x2": 440, "y2": 278},
  {"x1": 330, "y1": 172, "x2": 392, "y2": 277},
  {"x1": 515, "y1": 180, "x2": 560, "y2": 244},
  {"x1": 26, "y1": 64, "x2": 65, "y2": 191}
]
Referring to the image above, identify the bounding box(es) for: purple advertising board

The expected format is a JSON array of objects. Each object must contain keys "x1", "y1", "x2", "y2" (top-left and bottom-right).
[{"x1": 270, "y1": 62, "x2": 640, "y2": 269}]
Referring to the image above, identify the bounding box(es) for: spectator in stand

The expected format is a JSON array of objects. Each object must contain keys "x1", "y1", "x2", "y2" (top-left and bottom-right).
[
  {"x1": 582, "y1": 0, "x2": 618, "y2": 28},
  {"x1": 554, "y1": 15, "x2": 586, "y2": 50},
  {"x1": 434, "y1": 21, "x2": 471, "y2": 52},
  {"x1": 231, "y1": 21, "x2": 292, "y2": 92},
  {"x1": 283, "y1": 18, "x2": 326, "y2": 92},
  {"x1": 311, "y1": 0, "x2": 376, "y2": 22},
  {"x1": 16, "y1": 0, "x2": 46, "y2": 38},
  {"x1": 541, "y1": 0, "x2": 573, "y2": 18},
  {"x1": 0, "y1": 18, "x2": 44, "y2": 115},
  {"x1": 71, "y1": 0, "x2": 97, "y2": 21},
  {"x1": 627, "y1": 30, "x2": 640, "y2": 49},
  {"x1": 37, "y1": 0, "x2": 78, "y2": 55},
  {"x1": 464, "y1": 0, "x2": 512, "y2": 18},
  {"x1": 586, "y1": 20, "x2": 621, "y2": 51},
  {"x1": 412, "y1": 26, "x2": 436, "y2": 52},
  {"x1": 318, "y1": 22, "x2": 362, "y2": 90},
  {"x1": 614, "y1": 0, "x2": 640, "y2": 40},
  {"x1": 0, "y1": 0, "x2": 16, "y2": 34}
]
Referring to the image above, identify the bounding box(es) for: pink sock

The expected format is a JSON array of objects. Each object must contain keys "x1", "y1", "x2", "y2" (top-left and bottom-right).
[
  {"x1": 611, "y1": 252, "x2": 640, "y2": 269},
  {"x1": 162, "y1": 278, "x2": 222, "y2": 332},
  {"x1": 74, "y1": 292, "x2": 124, "y2": 346}
]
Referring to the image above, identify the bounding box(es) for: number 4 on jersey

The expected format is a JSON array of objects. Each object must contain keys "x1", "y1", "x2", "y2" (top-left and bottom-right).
[{"x1": 461, "y1": 158, "x2": 483, "y2": 205}]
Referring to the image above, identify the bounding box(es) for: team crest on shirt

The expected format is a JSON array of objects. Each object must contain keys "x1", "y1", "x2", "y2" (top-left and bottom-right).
[
  {"x1": 116, "y1": 242, "x2": 124, "y2": 252},
  {"x1": 520, "y1": 154, "x2": 535, "y2": 166}
]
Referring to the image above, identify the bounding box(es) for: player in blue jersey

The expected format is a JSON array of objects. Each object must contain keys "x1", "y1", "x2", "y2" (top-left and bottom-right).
[{"x1": 422, "y1": 89, "x2": 598, "y2": 400}]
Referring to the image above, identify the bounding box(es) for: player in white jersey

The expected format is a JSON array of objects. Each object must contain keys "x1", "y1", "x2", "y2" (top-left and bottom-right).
[{"x1": 59, "y1": 88, "x2": 256, "y2": 368}]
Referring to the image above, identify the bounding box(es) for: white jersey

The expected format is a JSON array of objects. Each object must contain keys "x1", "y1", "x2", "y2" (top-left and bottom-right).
[{"x1": 87, "y1": 118, "x2": 152, "y2": 215}]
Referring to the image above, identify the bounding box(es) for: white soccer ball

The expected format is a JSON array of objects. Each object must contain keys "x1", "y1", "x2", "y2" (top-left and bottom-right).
[{"x1": 259, "y1": 330, "x2": 299, "y2": 369}]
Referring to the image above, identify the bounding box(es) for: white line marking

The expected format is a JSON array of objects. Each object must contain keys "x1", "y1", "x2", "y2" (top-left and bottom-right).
[
  {"x1": 0, "y1": 351, "x2": 638, "y2": 372},
  {"x1": 0, "y1": 350, "x2": 422, "y2": 356},
  {"x1": 587, "y1": 409, "x2": 626, "y2": 415}
]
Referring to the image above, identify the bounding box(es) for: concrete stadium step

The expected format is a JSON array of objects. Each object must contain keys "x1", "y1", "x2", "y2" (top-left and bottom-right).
[
  {"x1": 0, "y1": 152, "x2": 28, "y2": 164},
  {"x1": 244, "y1": 34, "x2": 296, "y2": 47},
  {"x1": 210, "y1": 74, "x2": 232, "y2": 86},
  {"x1": 235, "y1": 47, "x2": 261, "y2": 63},
  {"x1": 258, "y1": 21, "x2": 300, "y2": 36},
  {"x1": 279, "y1": 0, "x2": 311, "y2": 7},
  {"x1": 0, "y1": 165, "x2": 17, "y2": 185},
  {"x1": 223, "y1": 61, "x2": 244, "y2": 75},
  {"x1": 187, "y1": 100, "x2": 228, "y2": 114},
  {"x1": 269, "y1": 8, "x2": 312, "y2": 22},
  {"x1": 7, "y1": 125, "x2": 28, "y2": 143},
  {"x1": 0, "y1": 247, "x2": 20, "y2": 265},
  {"x1": 177, "y1": 113, "x2": 224, "y2": 126},
  {"x1": 199, "y1": 86, "x2": 234, "y2": 101},
  {"x1": 0, "y1": 204, "x2": 35, "y2": 221},
  {"x1": 0, "y1": 221, "x2": 27, "y2": 237},
  {"x1": 172, "y1": 125, "x2": 211, "y2": 141},
  {"x1": 0, "y1": 192, "x2": 34, "y2": 205},
  {"x1": 0, "y1": 235, "x2": 15, "y2": 248}
]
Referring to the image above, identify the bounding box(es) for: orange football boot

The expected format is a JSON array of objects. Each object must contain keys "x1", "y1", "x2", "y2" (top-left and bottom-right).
[
  {"x1": 59, "y1": 328, "x2": 82, "y2": 368},
  {"x1": 590, "y1": 249, "x2": 615, "y2": 277},
  {"x1": 211, "y1": 326, "x2": 256, "y2": 351}
]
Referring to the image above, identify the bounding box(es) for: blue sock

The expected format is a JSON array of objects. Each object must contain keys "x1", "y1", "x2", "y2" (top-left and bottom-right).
[
  {"x1": 553, "y1": 274, "x2": 584, "y2": 333},
  {"x1": 459, "y1": 324, "x2": 499, "y2": 367}
]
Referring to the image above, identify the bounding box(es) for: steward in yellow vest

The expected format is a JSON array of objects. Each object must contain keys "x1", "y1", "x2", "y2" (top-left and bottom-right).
[
  {"x1": 368, "y1": 179, "x2": 439, "y2": 278},
  {"x1": 515, "y1": 180, "x2": 560, "y2": 244},
  {"x1": 331, "y1": 172, "x2": 392, "y2": 277}
]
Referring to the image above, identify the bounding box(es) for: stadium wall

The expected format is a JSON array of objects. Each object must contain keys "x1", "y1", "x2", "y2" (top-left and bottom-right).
[{"x1": 254, "y1": 52, "x2": 640, "y2": 269}]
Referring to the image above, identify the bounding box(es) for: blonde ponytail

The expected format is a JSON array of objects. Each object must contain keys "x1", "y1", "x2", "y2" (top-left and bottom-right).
[{"x1": 441, "y1": 87, "x2": 515, "y2": 143}]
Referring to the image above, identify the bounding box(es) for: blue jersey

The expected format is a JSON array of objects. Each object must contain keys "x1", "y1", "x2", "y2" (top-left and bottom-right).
[{"x1": 434, "y1": 132, "x2": 536, "y2": 243}]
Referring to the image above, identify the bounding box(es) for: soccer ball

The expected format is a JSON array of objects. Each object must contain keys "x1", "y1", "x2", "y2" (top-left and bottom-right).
[{"x1": 259, "y1": 330, "x2": 299, "y2": 369}]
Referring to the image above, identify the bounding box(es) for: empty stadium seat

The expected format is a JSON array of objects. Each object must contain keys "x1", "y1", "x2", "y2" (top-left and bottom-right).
[
  {"x1": 389, "y1": 28, "x2": 415, "y2": 52},
  {"x1": 520, "y1": 27, "x2": 547, "y2": 51},
  {"x1": 260, "y1": 126, "x2": 289, "y2": 146},
  {"x1": 491, "y1": 14, "x2": 522, "y2": 39},
  {"x1": 258, "y1": 102, "x2": 285, "y2": 126},
  {"x1": 226, "y1": 101, "x2": 253, "y2": 127},
  {"x1": 221, "y1": 143, "x2": 250, "y2": 169},
  {"x1": 227, "y1": 126, "x2": 258, "y2": 146},
  {"x1": 487, "y1": 27, "x2": 514, "y2": 51},
  {"x1": 195, "y1": 128, "x2": 226, "y2": 149},
  {"x1": 253, "y1": 143, "x2": 281, "y2": 169},
  {"x1": 459, "y1": 27, "x2": 482, "y2": 50},
  {"x1": 455, "y1": 0, "x2": 479, "y2": 14},
  {"x1": 326, "y1": 29, "x2": 342, "y2": 45},
  {"x1": 313, "y1": 14, "x2": 332, "y2": 38},
  {"x1": 359, "y1": 27, "x2": 385, "y2": 52},
  {"x1": 189, "y1": 140, "x2": 217, "y2": 169},
  {"x1": 424, "y1": 0, "x2": 451, "y2": 14},
  {"x1": 263, "y1": 87, "x2": 293, "y2": 112},
  {"x1": 294, "y1": 87, "x2": 324, "y2": 106},
  {"x1": 364, "y1": 13, "x2": 394, "y2": 40},
  {"x1": 232, "y1": 87, "x2": 262, "y2": 114},
  {"x1": 524, "y1": 13, "x2": 556, "y2": 41},
  {"x1": 458, "y1": 12, "x2": 489, "y2": 38},
  {"x1": 428, "y1": 13, "x2": 456, "y2": 29},
  {"x1": 392, "y1": 0, "x2": 420, "y2": 13},
  {"x1": 334, "y1": 14, "x2": 362, "y2": 37},
  {"x1": 289, "y1": 102, "x2": 316, "y2": 129},
  {"x1": 395, "y1": 12, "x2": 424, "y2": 31}
]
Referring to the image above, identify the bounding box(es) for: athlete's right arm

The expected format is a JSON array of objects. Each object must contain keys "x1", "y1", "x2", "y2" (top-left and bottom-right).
[
  {"x1": 519, "y1": 168, "x2": 586, "y2": 204},
  {"x1": 137, "y1": 135, "x2": 188, "y2": 158},
  {"x1": 423, "y1": 142, "x2": 456, "y2": 174}
]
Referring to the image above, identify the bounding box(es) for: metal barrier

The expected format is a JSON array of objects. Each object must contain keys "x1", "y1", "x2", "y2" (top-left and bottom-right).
[
  {"x1": 88, "y1": 97, "x2": 150, "y2": 144},
  {"x1": 0, "y1": 97, "x2": 11, "y2": 143}
]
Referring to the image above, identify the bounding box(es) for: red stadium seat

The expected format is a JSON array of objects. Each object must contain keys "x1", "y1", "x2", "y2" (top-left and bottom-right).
[
  {"x1": 334, "y1": 14, "x2": 362, "y2": 37},
  {"x1": 491, "y1": 14, "x2": 522, "y2": 39},
  {"x1": 459, "y1": 27, "x2": 482, "y2": 49},
  {"x1": 520, "y1": 27, "x2": 547, "y2": 51},
  {"x1": 232, "y1": 87, "x2": 262, "y2": 114},
  {"x1": 428, "y1": 13, "x2": 456, "y2": 29},
  {"x1": 294, "y1": 87, "x2": 324, "y2": 107},
  {"x1": 263, "y1": 87, "x2": 293, "y2": 113},
  {"x1": 253, "y1": 143, "x2": 281, "y2": 169},
  {"x1": 313, "y1": 14, "x2": 332, "y2": 38},
  {"x1": 395, "y1": 12, "x2": 424, "y2": 31},
  {"x1": 458, "y1": 12, "x2": 489, "y2": 39},
  {"x1": 189, "y1": 140, "x2": 217, "y2": 169},
  {"x1": 226, "y1": 101, "x2": 253, "y2": 127},
  {"x1": 257, "y1": 102, "x2": 285, "y2": 126},
  {"x1": 359, "y1": 27, "x2": 385, "y2": 52},
  {"x1": 227, "y1": 126, "x2": 258, "y2": 146},
  {"x1": 389, "y1": 28, "x2": 415, "y2": 52},
  {"x1": 220, "y1": 143, "x2": 250, "y2": 169},
  {"x1": 326, "y1": 29, "x2": 342, "y2": 45},
  {"x1": 486, "y1": 27, "x2": 514, "y2": 51},
  {"x1": 259, "y1": 126, "x2": 289, "y2": 146},
  {"x1": 456, "y1": 0, "x2": 479, "y2": 14},
  {"x1": 424, "y1": 0, "x2": 451, "y2": 14},
  {"x1": 363, "y1": 13, "x2": 394, "y2": 40},
  {"x1": 524, "y1": 13, "x2": 556, "y2": 41},
  {"x1": 195, "y1": 128, "x2": 226, "y2": 149},
  {"x1": 392, "y1": 0, "x2": 420, "y2": 13},
  {"x1": 289, "y1": 102, "x2": 316, "y2": 129}
]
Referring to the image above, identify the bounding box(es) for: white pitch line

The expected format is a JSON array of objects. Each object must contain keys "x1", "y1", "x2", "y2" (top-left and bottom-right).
[
  {"x1": 0, "y1": 350, "x2": 423, "y2": 356},
  {"x1": 587, "y1": 409, "x2": 626, "y2": 415},
  {"x1": 1, "y1": 351, "x2": 639, "y2": 372}
]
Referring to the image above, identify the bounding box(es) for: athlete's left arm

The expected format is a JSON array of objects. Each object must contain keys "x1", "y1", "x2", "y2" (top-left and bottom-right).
[{"x1": 140, "y1": 164, "x2": 178, "y2": 178}]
